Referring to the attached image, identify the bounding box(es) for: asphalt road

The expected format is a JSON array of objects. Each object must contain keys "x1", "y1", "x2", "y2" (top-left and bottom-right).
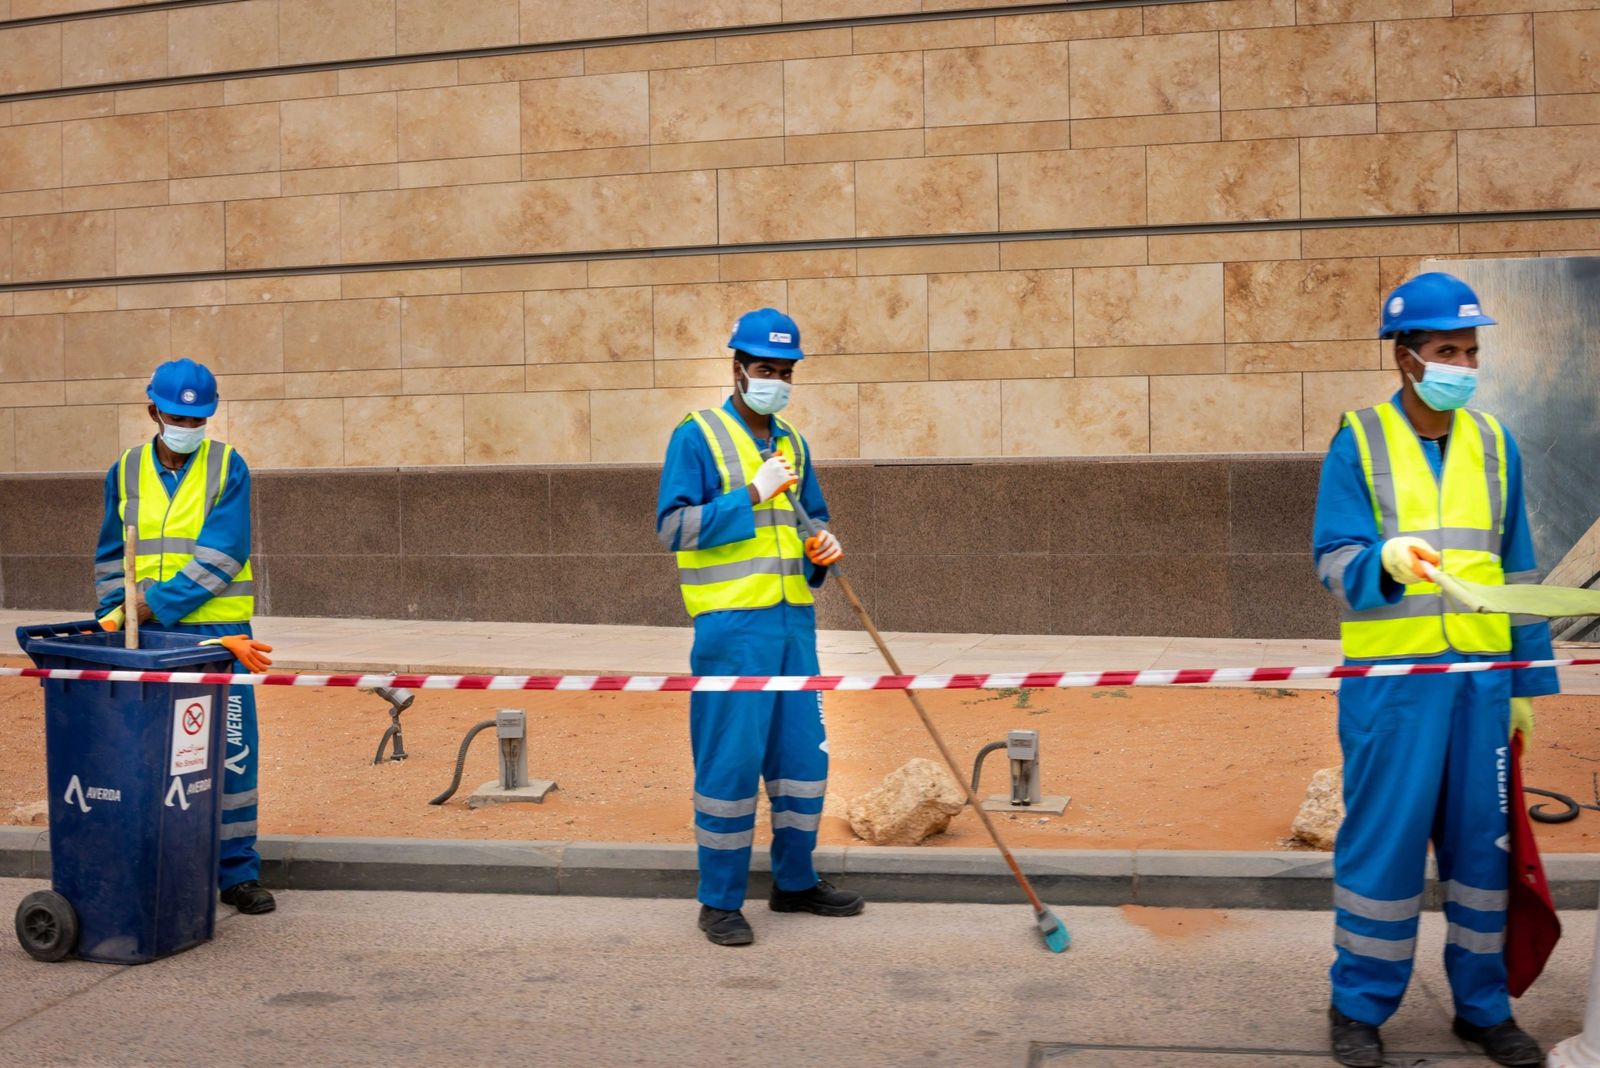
[{"x1": 1, "y1": 878, "x2": 1593, "y2": 1067}]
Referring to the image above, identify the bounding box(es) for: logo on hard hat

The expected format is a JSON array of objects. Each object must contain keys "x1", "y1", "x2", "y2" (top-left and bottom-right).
[
  {"x1": 768, "y1": 331, "x2": 792, "y2": 344},
  {"x1": 181, "y1": 389, "x2": 198, "y2": 403},
  {"x1": 1387, "y1": 297, "x2": 1404, "y2": 316},
  {"x1": 1460, "y1": 304, "x2": 1480, "y2": 316}
]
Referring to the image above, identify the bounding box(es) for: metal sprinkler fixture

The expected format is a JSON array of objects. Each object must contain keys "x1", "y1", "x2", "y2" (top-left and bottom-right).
[
  {"x1": 429, "y1": 709, "x2": 557, "y2": 807},
  {"x1": 971, "y1": 729, "x2": 1070, "y2": 815},
  {"x1": 369, "y1": 678, "x2": 414, "y2": 764}
]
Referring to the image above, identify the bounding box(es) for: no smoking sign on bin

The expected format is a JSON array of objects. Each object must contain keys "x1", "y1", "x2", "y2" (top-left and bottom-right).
[{"x1": 170, "y1": 695, "x2": 211, "y2": 776}]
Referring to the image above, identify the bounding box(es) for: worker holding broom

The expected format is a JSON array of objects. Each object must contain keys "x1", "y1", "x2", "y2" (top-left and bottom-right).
[
  {"x1": 93, "y1": 358, "x2": 277, "y2": 916},
  {"x1": 656, "y1": 308, "x2": 863, "y2": 946},
  {"x1": 1313, "y1": 273, "x2": 1558, "y2": 1067}
]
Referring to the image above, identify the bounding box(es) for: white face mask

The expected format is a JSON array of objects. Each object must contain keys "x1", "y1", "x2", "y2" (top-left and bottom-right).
[
  {"x1": 738, "y1": 367, "x2": 792, "y2": 415},
  {"x1": 157, "y1": 413, "x2": 207, "y2": 455}
]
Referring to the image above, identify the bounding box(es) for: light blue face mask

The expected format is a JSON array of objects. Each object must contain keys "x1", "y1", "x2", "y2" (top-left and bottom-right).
[
  {"x1": 157, "y1": 414, "x2": 207, "y2": 455},
  {"x1": 739, "y1": 369, "x2": 792, "y2": 416},
  {"x1": 1404, "y1": 352, "x2": 1478, "y2": 412}
]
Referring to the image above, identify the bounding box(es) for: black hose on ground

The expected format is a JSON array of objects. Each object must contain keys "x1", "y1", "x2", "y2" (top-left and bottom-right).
[
  {"x1": 970, "y1": 740, "x2": 1007, "y2": 795},
  {"x1": 428, "y1": 719, "x2": 496, "y2": 806}
]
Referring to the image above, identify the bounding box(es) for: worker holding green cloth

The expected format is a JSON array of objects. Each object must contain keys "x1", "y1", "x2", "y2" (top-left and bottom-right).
[{"x1": 1313, "y1": 273, "x2": 1558, "y2": 1067}]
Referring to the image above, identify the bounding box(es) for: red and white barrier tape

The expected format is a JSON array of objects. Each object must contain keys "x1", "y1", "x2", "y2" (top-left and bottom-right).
[{"x1": 2, "y1": 657, "x2": 1597, "y2": 692}]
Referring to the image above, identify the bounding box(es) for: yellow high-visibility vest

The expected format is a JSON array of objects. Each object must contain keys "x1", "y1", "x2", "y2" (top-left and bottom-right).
[
  {"x1": 675, "y1": 407, "x2": 812, "y2": 618},
  {"x1": 116, "y1": 440, "x2": 254, "y2": 624},
  {"x1": 1338, "y1": 402, "x2": 1509, "y2": 659}
]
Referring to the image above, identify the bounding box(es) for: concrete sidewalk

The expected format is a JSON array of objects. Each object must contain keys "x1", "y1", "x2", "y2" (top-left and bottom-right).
[
  {"x1": 7, "y1": 610, "x2": 1600, "y2": 692},
  {"x1": 1, "y1": 877, "x2": 1592, "y2": 1067}
]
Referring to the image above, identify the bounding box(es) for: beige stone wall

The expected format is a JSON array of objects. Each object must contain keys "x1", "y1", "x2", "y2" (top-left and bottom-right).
[{"x1": 2, "y1": 0, "x2": 1599, "y2": 473}]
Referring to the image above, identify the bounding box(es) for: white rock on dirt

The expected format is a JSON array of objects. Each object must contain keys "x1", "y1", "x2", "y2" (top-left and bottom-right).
[
  {"x1": 10, "y1": 800, "x2": 49, "y2": 825},
  {"x1": 1291, "y1": 766, "x2": 1344, "y2": 850},
  {"x1": 846, "y1": 757, "x2": 966, "y2": 845}
]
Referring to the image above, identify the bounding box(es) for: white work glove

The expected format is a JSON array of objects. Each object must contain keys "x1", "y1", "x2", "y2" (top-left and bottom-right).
[
  {"x1": 805, "y1": 529, "x2": 843, "y2": 566},
  {"x1": 749, "y1": 454, "x2": 798, "y2": 503},
  {"x1": 1380, "y1": 536, "x2": 1441, "y2": 585}
]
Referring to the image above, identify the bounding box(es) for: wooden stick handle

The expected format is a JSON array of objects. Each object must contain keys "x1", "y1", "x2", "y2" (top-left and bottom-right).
[
  {"x1": 123, "y1": 524, "x2": 140, "y2": 651},
  {"x1": 830, "y1": 572, "x2": 1047, "y2": 913},
  {"x1": 764, "y1": 462, "x2": 1049, "y2": 913}
]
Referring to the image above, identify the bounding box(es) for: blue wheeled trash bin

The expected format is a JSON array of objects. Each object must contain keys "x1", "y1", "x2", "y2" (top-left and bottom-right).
[{"x1": 13, "y1": 621, "x2": 236, "y2": 964}]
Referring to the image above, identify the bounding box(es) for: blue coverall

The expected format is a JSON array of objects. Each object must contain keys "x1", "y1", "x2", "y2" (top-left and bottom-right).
[
  {"x1": 94, "y1": 439, "x2": 262, "y2": 892},
  {"x1": 1313, "y1": 394, "x2": 1559, "y2": 1028},
  {"x1": 657, "y1": 398, "x2": 832, "y2": 911}
]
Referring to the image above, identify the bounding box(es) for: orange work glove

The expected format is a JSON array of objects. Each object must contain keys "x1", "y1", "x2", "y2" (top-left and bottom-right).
[
  {"x1": 200, "y1": 636, "x2": 274, "y2": 673},
  {"x1": 805, "y1": 529, "x2": 843, "y2": 566}
]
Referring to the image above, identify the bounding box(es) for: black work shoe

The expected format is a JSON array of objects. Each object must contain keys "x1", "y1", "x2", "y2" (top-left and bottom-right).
[
  {"x1": 698, "y1": 906, "x2": 753, "y2": 946},
  {"x1": 769, "y1": 878, "x2": 864, "y2": 917},
  {"x1": 1329, "y1": 1006, "x2": 1384, "y2": 1068},
  {"x1": 220, "y1": 881, "x2": 276, "y2": 915},
  {"x1": 1452, "y1": 1016, "x2": 1544, "y2": 1067}
]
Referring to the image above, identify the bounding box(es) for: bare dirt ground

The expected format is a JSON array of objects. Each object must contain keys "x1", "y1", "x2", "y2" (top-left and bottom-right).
[{"x1": 5, "y1": 663, "x2": 1600, "y2": 852}]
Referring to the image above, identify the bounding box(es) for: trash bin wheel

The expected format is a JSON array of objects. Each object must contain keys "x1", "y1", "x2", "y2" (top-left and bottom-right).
[{"x1": 15, "y1": 890, "x2": 77, "y2": 962}]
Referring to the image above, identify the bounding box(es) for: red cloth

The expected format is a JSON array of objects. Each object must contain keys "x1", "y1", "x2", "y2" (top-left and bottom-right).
[{"x1": 1506, "y1": 730, "x2": 1561, "y2": 997}]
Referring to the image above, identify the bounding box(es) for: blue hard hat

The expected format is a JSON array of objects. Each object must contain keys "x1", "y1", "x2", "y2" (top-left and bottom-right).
[
  {"x1": 146, "y1": 358, "x2": 218, "y2": 417},
  {"x1": 1379, "y1": 272, "x2": 1497, "y2": 339},
  {"x1": 728, "y1": 307, "x2": 804, "y2": 361}
]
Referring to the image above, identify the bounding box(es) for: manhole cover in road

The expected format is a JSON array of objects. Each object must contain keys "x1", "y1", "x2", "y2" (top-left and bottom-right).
[{"x1": 1029, "y1": 1043, "x2": 1484, "y2": 1067}]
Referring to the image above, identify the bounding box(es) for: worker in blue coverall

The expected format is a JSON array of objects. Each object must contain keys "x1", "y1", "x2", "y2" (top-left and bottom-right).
[
  {"x1": 94, "y1": 358, "x2": 277, "y2": 916},
  {"x1": 656, "y1": 308, "x2": 864, "y2": 946},
  {"x1": 1314, "y1": 273, "x2": 1557, "y2": 1067}
]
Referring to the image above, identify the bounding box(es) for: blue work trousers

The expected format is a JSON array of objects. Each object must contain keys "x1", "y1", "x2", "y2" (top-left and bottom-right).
[
  {"x1": 689, "y1": 603, "x2": 828, "y2": 911},
  {"x1": 1331, "y1": 659, "x2": 1512, "y2": 1028}
]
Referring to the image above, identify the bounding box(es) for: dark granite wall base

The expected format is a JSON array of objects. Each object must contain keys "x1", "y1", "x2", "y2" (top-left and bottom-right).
[{"x1": 0, "y1": 456, "x2": 1338, "y2": 639}]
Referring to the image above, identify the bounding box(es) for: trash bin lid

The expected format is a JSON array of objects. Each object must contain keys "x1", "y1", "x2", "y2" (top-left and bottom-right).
[{"x1": 18, "y1": 622, "x2": 237, "y2": 672}]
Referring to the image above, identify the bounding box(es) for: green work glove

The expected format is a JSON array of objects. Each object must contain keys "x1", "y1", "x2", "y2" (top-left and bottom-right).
[{"x1": 1511, "y1": 697, "x2": 1535, "y2": 741}]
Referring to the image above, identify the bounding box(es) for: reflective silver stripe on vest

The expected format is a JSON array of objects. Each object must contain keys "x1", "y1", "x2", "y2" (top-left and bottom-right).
[
  {"x1": 1441, "y1": 880, "x2": 1507, "y2": 912},
  {"x1": 695, "y1": 827, "x2": 755, "y2": 850},
  {"x1": 181, "y1": 559, "x2": 229, "y2": 596},
  {"x1": 767, "y1": 778, "x2": 827, "y2": 799},
  {"x1": 204, "y1": 439, "x2": 226, "y2": 507},
  {"x1": 138, "y1": 537, "x2": 199, "y2": 557},
  {"x1": 694, "y1": 792, "x2": 758, "y2": 818},
  {"x1": 772, "y1": 810, "x2": 821, "y2": 832},
  {"x1": 1504, "y1": 569, "x2": 1543, "y2": 585},
  {"x1": 193, "y1": 545, "x2": 245, "y2": 579},
  {"x1": 753, "y1": 508, "x2": 795, "y2": 529},
  {"x1": 1446, "y1": 922, "x2": 1505, "y2": 954},
  {"x1": 1466, "y1": 410, "x2": 1503, "y2": 532},
  {"x1": 679, "y1": 556, "x2": 804, "y2": 586},
  {"x1": 1334, "y1": 926, "x2": 1416, "y2": 962},
  {"x1": 122, "y1": 447, "x2": 141, "y2": 534},
  {"x1": 1343, "y1": 593, "x2": 1444, "y2": 623},
  {"x1": 1350, "y1": 408, "x2": 1397, "y2": 535},
  {"x1": 1318, "y1": 546, "x2": 1362, "y2": 609},
  {"x1": 1422, "y1": 527, "x2": 1501, "y2": 555},
  {"x1": 1511, "y1": 614, "x2": 1543, "y2": 628},
  {"x1": 1333, "y1": 886, "x2": 1422, "y2": 923},
  {"x1": 222, "y1": 788, "x2": 259, "y2": 811},
  {"x1": 217, "y1": 581, "x2": 255, "y2": 599},
  {"x1": 696, "y1": 408, "x2": 746, "y2": 492},
  {"x1": 220, "y1": 819, "x2": 258, "y2": 840}
]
